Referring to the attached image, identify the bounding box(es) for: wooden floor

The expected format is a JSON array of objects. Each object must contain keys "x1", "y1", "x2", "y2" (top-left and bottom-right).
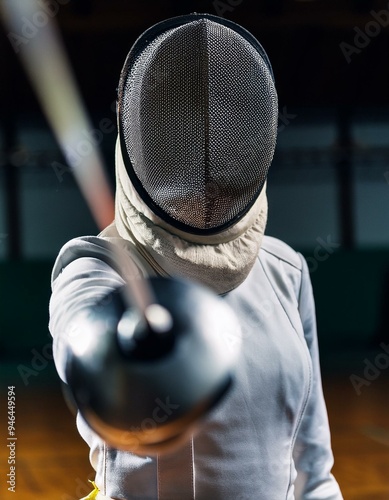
[
  {"x1": 1, "y1": 364, "x2": 389, "y2": 499},
  {"x1": 325, "y1": 371, "x2": 389, "y2": 499}
]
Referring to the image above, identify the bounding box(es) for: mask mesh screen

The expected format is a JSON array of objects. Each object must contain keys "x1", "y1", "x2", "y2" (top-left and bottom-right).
[{"x1": 118, "y1": 19, "x2": 278, "y2": 232}]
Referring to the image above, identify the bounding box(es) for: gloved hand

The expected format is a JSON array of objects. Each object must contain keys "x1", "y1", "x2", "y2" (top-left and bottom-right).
[{"x1": 65, "y1": 276, "x2": 241, "y2": 455}]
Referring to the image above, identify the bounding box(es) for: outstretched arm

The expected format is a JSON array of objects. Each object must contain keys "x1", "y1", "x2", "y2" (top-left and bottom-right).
[
  {"x1": 49, "y1": 236, "x2": 127, "y2": 383},
  {"x1": 49, "y1": 235, "x2": 239, "y2": 455}
]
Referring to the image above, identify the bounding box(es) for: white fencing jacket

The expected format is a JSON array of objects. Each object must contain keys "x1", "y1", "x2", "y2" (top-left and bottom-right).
[{"x1": 49, "y1": 233, "x2": 343, "y2": 500}]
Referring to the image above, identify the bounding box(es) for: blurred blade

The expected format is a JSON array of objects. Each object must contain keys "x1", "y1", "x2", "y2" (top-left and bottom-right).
[
  {"x1": 0, "y1": 0, "x2": 156, "y2": 314},
  {"x1": 1, "y1": 0, "x2": 114, "y2": 229}
]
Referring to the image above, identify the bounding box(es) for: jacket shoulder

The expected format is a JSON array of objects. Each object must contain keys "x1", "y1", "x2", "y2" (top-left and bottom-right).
[
  {"x1": 260, "y1": 235, "x2": 303, "y2": 271},
  {"x1": 259, "y1": 237, "x2": 308, "y2": 319}
]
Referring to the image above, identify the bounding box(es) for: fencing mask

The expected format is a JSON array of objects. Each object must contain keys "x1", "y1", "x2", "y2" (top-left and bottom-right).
[{"x1": 112, "y1": 14, "x2": 278, "y2": 293}]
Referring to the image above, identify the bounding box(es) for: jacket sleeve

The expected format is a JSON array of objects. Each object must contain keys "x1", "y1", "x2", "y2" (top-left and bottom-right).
[
  {"x1": 48, "y1": 236, "x2": 133, "y2": 383},
  {"x1": 293, "y1": 254, "x2": 343, "y2": 500}
]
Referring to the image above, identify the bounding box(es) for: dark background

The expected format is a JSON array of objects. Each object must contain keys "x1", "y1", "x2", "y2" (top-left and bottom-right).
[
  {"x1": 0, "y1": 0, "x2": 389, "y2": 371},
  {"x1": 1, "y1": 1, "x2": 389, "y2": 498}
]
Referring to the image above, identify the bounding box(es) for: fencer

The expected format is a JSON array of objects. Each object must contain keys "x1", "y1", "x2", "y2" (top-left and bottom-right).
[{"x1": 49, "y1": 13, "x2": 343, "y2": 500}]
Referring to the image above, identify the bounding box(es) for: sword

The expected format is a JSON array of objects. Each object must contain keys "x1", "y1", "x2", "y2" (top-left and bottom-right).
[{"x1": 0, "y1": 0, "x2": 170, "y2": 330}]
